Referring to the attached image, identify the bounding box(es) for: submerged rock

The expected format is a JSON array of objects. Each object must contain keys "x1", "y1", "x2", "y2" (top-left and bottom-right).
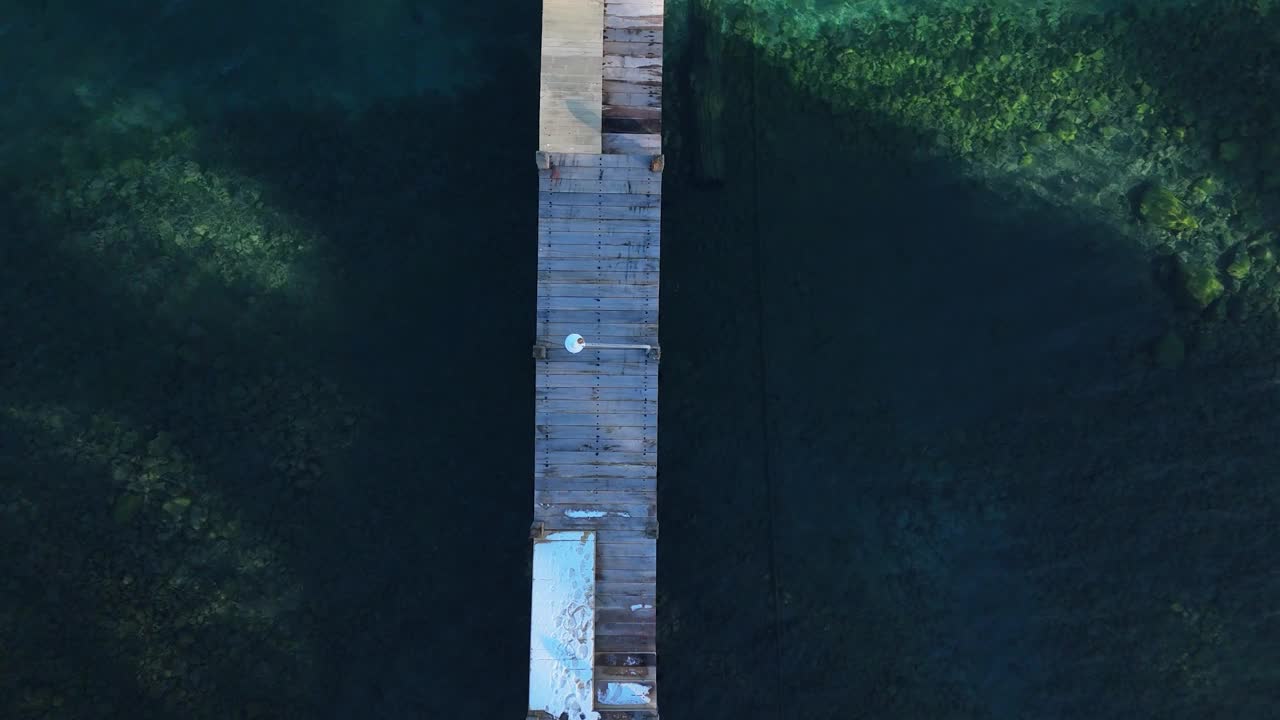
[
  {"x1": 1178, "y1": 259, "x2": 1224, "y2": 308},
  {"x1": 1140, "y1": 185, "x2": 1198, "y2": 232},
  {"x1": 1225, "y1": 250, "x2": 1252, "y2": 281}
]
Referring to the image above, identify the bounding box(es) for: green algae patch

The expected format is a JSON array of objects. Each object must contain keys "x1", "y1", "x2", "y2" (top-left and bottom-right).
[
  {"x1": 1188, "y1": 176, "x2": 1218, "y2": 205},
  {"x1": 1225, "y1": 250, "x2": 1252, "y2": 281},
  {"x1": 1178, "y1": 261, "x2": 1224, "y2": 308},
  {"x1": 1140, "y1": 186, "x2": 1198, "y2": 232}
]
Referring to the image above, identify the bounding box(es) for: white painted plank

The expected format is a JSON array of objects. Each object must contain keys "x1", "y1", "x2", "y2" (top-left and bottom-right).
[{"x1": 528, "y1": 531, "x2": 597, "y2": 720}]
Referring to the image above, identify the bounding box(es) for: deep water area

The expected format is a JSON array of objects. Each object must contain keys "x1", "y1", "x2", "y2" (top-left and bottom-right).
[{"x1": 2, "y1": 1, "x2": 1277, "y2": 718}]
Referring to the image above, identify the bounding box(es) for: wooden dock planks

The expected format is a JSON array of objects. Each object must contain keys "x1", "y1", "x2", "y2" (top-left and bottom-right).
[
  {"x1": 602, "y1": 0, "x2": 663, "y2": 154},
  {"x1": 531, "y1": 148, "x2": 661, "y2": 719},
  {"x1": 532, "y1": 0, "x2": 663, "y2": 717}
]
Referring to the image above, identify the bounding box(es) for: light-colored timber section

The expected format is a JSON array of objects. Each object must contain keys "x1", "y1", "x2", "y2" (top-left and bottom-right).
[{"x1": 528, "y1": 1, "x2": 663, "y2": 719}]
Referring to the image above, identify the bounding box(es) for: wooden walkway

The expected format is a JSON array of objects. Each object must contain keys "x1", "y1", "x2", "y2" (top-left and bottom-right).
[{"x1": 528, "y1": 1, "x2": 663, "y2": 719}]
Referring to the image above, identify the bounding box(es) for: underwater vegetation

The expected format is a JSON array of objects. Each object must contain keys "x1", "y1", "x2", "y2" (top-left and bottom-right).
[
  {"x1": 1140, "y1": 185, "x2": 1198, "y2": 232},
  {"x1": 687, "y1": 0, "x2": 1280, "y2": 359}
]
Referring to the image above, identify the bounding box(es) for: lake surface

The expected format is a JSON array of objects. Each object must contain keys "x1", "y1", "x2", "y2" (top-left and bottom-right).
[{"x1": 2, "y1": 1, "x2": 1277, "y2": 718}]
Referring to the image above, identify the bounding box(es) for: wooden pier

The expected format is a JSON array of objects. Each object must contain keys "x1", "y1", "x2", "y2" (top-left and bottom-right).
[{"x1": 527, "y1": 1, "x2": 663, "y2": 719}]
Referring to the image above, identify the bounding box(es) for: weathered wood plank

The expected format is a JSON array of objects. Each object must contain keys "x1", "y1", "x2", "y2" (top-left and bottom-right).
[
  {"x1": 539, "y1": 295, "x2": 658, "y2": 311},
  {"x1": 535, "y1": 373, "x2": 655, "y2": 389},
  {"x1": 535, "y1": 412, "x2": 655, "y2": 427},
  {"x1": 598, "y1": 552, "x2": 657, "y2": 569},
  {"x1": 604, "y1": 14, "x2": 664, "y2": 30},
  {"x1": 605, "y1": 0, "x2": 665, "y2": 15},
  {"x1": 541, "y1": 152, "x2": 651, "y2": 168},
  {"x1": 536, "y1": 419, "x2": 653, "y2": 435},
  {"x1": 538, "y1": 232, "x2": 660, "y2": 246},
  {"x1": 604, "y1": 55, "x2": 662, "y2": 70},
  {"x1": 597, "y1": 711, "x2": 661, "y2": 720},
  {"x1": 541, "y1": 167, "x2": 662, "y2": 183},
  {"x1": 604, "y1": 80, "x2": 662, "y2": 96},
  {"x1": 604, "y1": 65, "x2": 662, "y2": 84},
  {"x1": 537, "y1": 310, "x2": 657, "y2": 325},
  {"x1": 537, "y1": 365, "x2": 656, "y2": 380},
  {"x1": 536, "y1": 361, "x2": 656, "y2": 376},
  {"x1": 538, "y1": 271, "x2": 660, "y2": 285},
  {"x1": 597, "y1": 538, "x2": 657, "y2": 554},
  {"x1": 540, "y1": 162, "x2": 660, "y2": 181},
  {"x1": 604, "y1": 41, "x2": 662, "y2": 58},
  {"x1": 596, "y1": 563, "x2": 657, "y2": 581},
  {"x1": 540, "y1": 188, "x2": 661, "y2": 203},
  {"x1": 535, "y1": 385, "x2": 657, "y2": 400},
  {"x1": 596, "y1": 577, "x2": 655, "y2": 590},
  {"x1": 537, "y1": 484, "x2": 655, "y2": 498},
  {"x1": 595, "y1": 634, "x2": 656, "y2": 653},
  {"x1": 603, "y1": 91, "x2": 662, "y2": 109},
  {"x1": 539, "y1": 258, "x2": 661, "y2": 273},
  {"x1": 537, "y1": 337, "x2": 657, "y2": 351},
  {"x1": 596, "y1": 609, "x2": 656, "y2": 629},
  {"x1": 604, "y1": 28, "x2": 662, "y2": 43},
  {"x1": 603, "y1": 117, "x2": 663, "y2": 135},
  {"x1": 539, "y1": 246, "x2": 661, "y2": 262},
  {"x1": 536, "y1": 333, "x2": 657, "y2": 350},
  {"x1": 535, "y1": 512, "x2": 655, "y2": 532},
  {"x1": 539, "y1": 220, "x2": 660, "y2": 236},
  {"x1": 539, "y1": 204, "x2": 661, "y2": 220},
  {"x1": 596, "y1": 619, "x2": 657, "y2": 636},
  {"x1": 603, "y1": 133, "x2": 662, "y2": 154},
  {"x1": 597, "y1": 563, "x2": 657, "y2": 583},
  {"x1": 540, "y1": 178, "x2": 662, "y2": 195},
  {"x1": 534, "y1": 475, "x2": 655, "y2": 492},
  {"x1": 602, "y1": 105, "x2": 662, "y2": 121},
  {"x1": 539, "y1": 282, "x2": 657, "y2": 299},
  {"x1": 594, "y1": 663, "x2": 656, "y2": 681},
  {"x1": 540, "y1": 275, "x2": 660, "y2": 289},
  {"x1": 595, "y1": 652, "x2": 657, "y2": 667},
  {"x1": 536, "y1": 436, "x2": 656, "y2": 453},
  {"x1": 536, "y1": 397, "x2": 657, "y2": 414},
  {"x1": 536, "y1": 465, "x2": 656, "y2": 481}
]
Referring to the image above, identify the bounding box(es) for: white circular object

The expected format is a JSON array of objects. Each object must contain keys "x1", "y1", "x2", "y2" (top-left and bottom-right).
[{"x1": 564, "y1": 333, "x2": 586, "y2": 353}]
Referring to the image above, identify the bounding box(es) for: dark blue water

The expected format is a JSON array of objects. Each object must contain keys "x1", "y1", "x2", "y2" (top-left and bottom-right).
[{"x1": 2, "y1": 1, "x2": 1277, "y2": 718}]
